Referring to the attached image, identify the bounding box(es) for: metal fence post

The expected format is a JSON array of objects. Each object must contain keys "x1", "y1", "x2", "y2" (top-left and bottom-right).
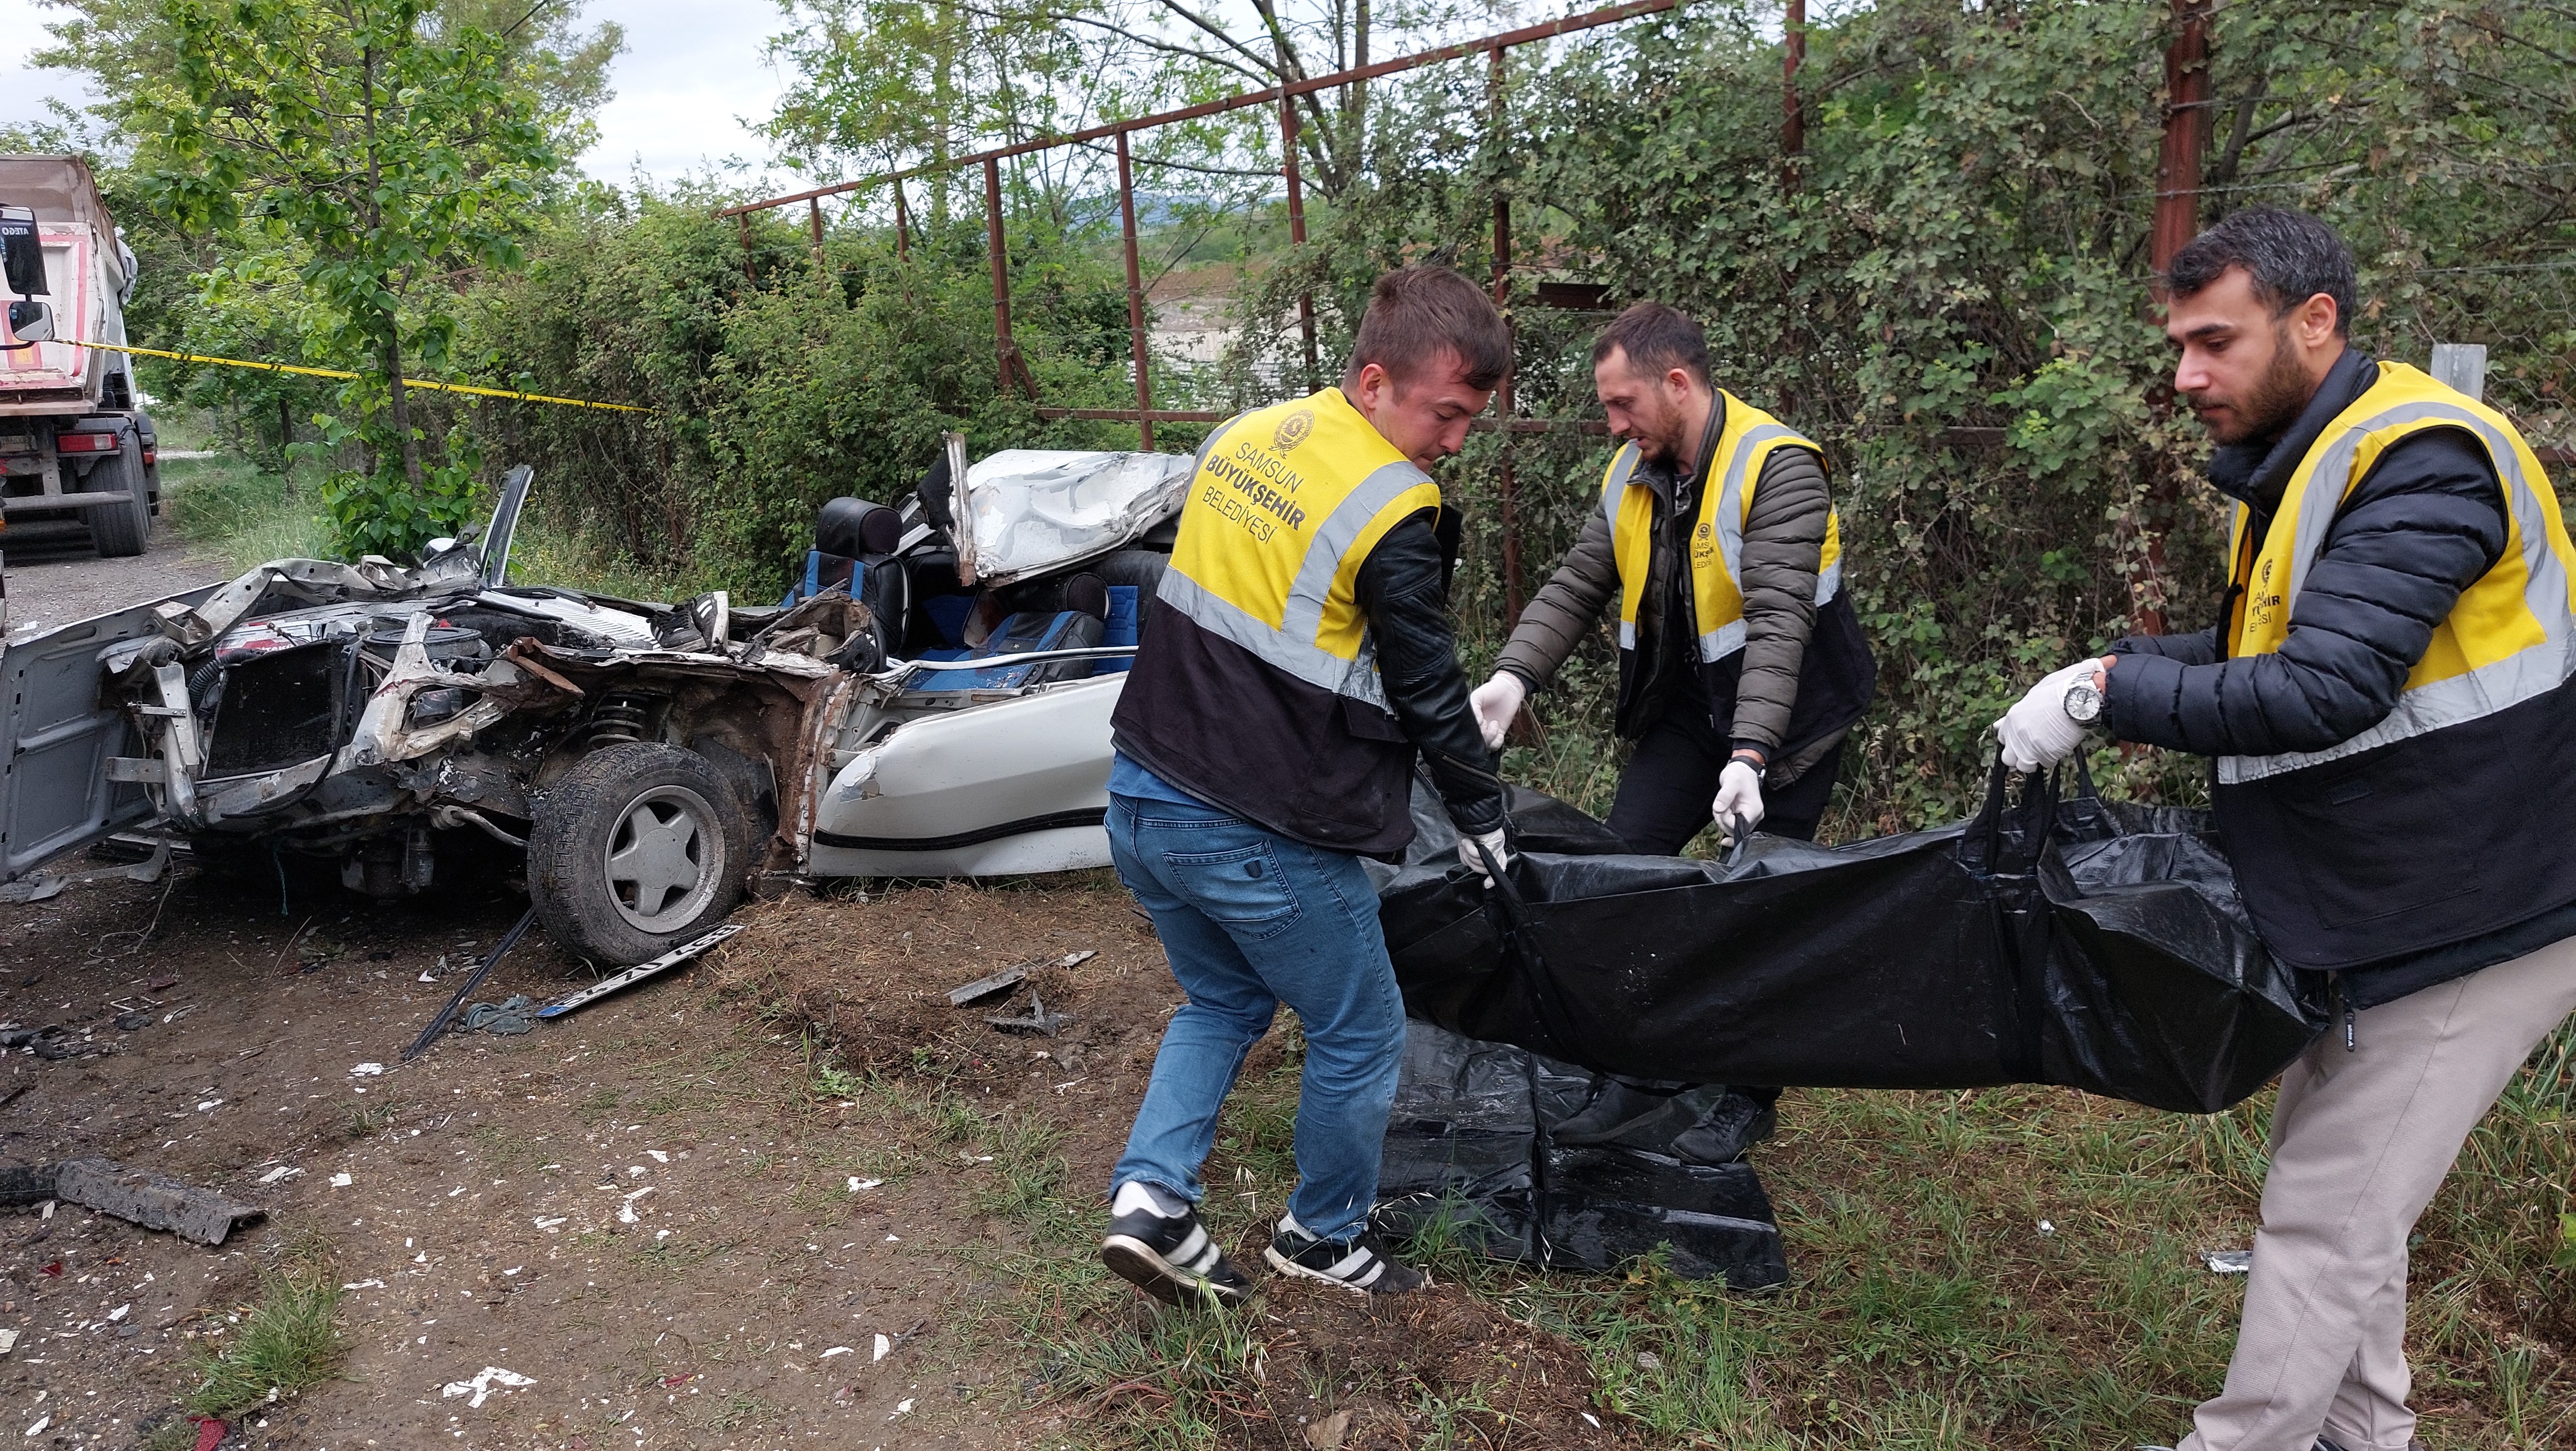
[
  {"x1": 1117, "y1": 131, "x2": 1155, "y2": 450},
  {"x1": 1490, "y1": 45, "x2": 1524, "y2": 624},
  {"x1": 1281, "y1": 91, "x2": 1319, "y2": 389},
  {"x1": 985, "y1": 157, "x2": 1033, "y2": 399},
  {"x1": 2131, "y1": 0, "x2": 2214, "y2": 639},
  {"x1": 2431, "y1": 342, "x2": 2487, "y2": 401}
]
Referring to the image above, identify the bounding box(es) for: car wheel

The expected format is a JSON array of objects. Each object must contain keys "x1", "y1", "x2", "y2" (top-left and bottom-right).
[
  {"x1": 85, "y1": 439, "x2": 149, "y2": 558},
  {"x1": 528, "y1": 742, "x2": 751, "y2": 963}
]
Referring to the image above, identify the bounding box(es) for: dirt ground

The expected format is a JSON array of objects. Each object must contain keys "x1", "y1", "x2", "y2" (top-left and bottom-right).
[{"x1": 0, "y1": 860, "x2": 1619, "y2": 1451}]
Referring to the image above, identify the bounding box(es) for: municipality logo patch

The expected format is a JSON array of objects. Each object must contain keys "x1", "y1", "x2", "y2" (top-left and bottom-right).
[{"x1": 1272, "y1": 408, "x2": 1315, "y2": 453}]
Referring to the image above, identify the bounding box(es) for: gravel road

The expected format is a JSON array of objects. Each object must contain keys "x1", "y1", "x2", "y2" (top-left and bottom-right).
[{"x1": 2, "y1": 495, "x2": 229, "y2": 636}]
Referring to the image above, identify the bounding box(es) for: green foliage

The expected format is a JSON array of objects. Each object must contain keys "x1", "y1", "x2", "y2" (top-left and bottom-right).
[
  {"x1": 1241, "y1": 0, "x2": 2576, "y2": 832},
  {"x1": 77, "y1": 0, "x2": 569, "y2": 559},
  {"x1": 454, "y1": 187, "x2": 1153, "y2": 598}
]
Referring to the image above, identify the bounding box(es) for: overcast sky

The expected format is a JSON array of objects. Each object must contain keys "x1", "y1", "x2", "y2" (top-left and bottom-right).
[{"x1": 0, "y1": 0, "x2": 794, "y2": 187}]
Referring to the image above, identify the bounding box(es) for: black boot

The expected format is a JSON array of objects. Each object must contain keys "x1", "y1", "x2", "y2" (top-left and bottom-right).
[
  {"x1": 1668, "y1": 1087, "x2": 1779, "y2": 1165},
  {"x1": 1548, "y1": 1078, "x2": 1678, "y2": 1146}
]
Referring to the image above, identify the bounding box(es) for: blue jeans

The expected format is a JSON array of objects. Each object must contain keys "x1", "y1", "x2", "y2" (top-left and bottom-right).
[{"x1": 1105, "y1": 791, "x2": 1405, "y2": 1244}]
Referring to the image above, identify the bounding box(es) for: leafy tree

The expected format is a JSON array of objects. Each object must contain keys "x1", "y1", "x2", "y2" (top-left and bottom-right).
[{"x1": 46, "y1": 0, "x2": 601, "y2": 557}]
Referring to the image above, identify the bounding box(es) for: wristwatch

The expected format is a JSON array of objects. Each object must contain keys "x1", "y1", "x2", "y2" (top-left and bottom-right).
[{"x1": 2062, "y1": 678, "x2": 2104, "y2": 724}]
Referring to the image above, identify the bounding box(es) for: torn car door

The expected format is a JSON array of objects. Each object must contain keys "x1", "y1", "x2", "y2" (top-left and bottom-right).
[{"x1": 0, "y1": 587, "x2": 213, "y2": 880}]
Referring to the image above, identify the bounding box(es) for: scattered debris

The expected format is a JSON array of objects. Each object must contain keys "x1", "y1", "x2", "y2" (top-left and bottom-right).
[
  {"x1": 256, "y1": 1166, "x2": 303, "y2": 1185},
  {"x1": 2203, "y1": 1249, "x2": 2253, "y2": 1275},
  {"x1": 461, "y1": 995, "x2": 538, "y2": 1036},
  {"x1": 145, "y1": 975, "x2": 179, "y2": 992},
  {"x1": 22, "y1": 1158, "x2": 269, "y2": 1245},
  {"x1": 819, "y1": 1346, "x2": 852, "y2": 1359},
  {"x1": 946, "y1": 949, "x2": 1095, "y2": 1007},
  {"x1": 440, "y1": 1366, "x2": 534, "y2": 1409},
  {"x1": 872, "y1": 1333, "x2": 891, "y2": 1362},
  {"x1": 1304, "y1": 1409, "x2": 1352, "y2": 1450},
  {"x1": 350, "y1": 1063, "x2": 385, "y2": 1078},
  {"x1": 985, "y1": 990, "x2": 1075, "y2": 1036},
  {"x1": 847, "y1": 1177, "x2": 882, "y2": 1193},
  {"x1": 534, "y1": 923, "x2": 745, "y2": 1022},
  {"x1": 1635, "y1": 1351, "x2": 1662, "y2": 1372},
  {"x1": 946, "y1": 963, "x2": 1031, "y2": 1007},
  {"x1": 0, "y1": 1328, "x2": 17, "y2": 1355},
  {"x1": 890, "y1": 1399, "x2": 915, "y2": 1419},
  {"x1": 340, "y1": 1279, "x2": 386, "y2": 1291},
  {"x1": 329, "y1": 1174, "x2": 354, "y2": 1189},
  {"x1": 187, "y1": 1418, "x2": 226, "y2": 1451},
  {"x1": 406, "y1": 907, "x2": 539, "y2": 1060}
]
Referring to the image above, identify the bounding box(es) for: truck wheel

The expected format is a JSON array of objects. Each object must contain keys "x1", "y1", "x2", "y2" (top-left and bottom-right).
[
  {"x1": 528, "y1": 742, "x2": 752, "y2": 965},
  {"x1": 85, "y1": 440, "x2": 149, "y2": 558}
]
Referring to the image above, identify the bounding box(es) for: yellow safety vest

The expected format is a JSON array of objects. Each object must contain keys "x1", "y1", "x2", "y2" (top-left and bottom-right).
[
  {"x1": 1158, "y1": 386, "x2": 1442, "y2": 710},
  {"x1": 1602, "y1": 391, "x2": 1843, "y2": 665},
  {"x1": 2219, "y1": 361, "x2": 2576, "y2": 785}
]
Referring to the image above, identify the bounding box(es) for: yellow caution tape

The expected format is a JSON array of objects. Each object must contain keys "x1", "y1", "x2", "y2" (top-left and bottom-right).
[{"x1": 67, "y1": 340, "x2": 653, "y2": 414}]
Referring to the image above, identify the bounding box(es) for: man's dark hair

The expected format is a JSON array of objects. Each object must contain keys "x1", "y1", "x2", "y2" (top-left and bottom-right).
[
  {"x1": 2164, "y1": 208, "x2": 2357, "y2": 335},
  {"x1": 1589, "y1": 301, "x2": 1710, "y2": 384},
  {"x1": 1345, "y1": 266, "x2": 1513, "y2": 392}
]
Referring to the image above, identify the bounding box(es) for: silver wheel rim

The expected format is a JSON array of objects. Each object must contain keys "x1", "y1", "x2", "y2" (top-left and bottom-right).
[{"x1": 603, "y1": 784, "x2": 725, "y2": 932}]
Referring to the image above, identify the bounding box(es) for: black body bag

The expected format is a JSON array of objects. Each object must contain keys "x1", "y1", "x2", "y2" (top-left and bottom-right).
[{"x1": 1377, "y1": 765, "x2": 2324, "y2": 1115}]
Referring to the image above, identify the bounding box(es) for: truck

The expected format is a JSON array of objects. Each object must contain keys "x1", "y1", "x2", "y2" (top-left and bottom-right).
[{"x1": 0, "y1": 155, "x2": 158, "y2": 559}]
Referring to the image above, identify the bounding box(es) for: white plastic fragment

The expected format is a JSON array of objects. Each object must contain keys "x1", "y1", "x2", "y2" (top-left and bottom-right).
[
  {"x1": 2037, "y1": 1219, "x2": 2056, "y2": 1236},
  {"x1": 533, "y1": 1216, "x2": 567, "y2": 1230},
  {"x1": 847, "y1": 1177, "x2": 881, "y2": 1192},
  {"x1": 350, "y1": 1063, "x2": 384, "y2": 1077},
  {"x1": 257, "y1": 1166, "x2": 303, "y2": 1185},
  {"x1": 329, "y1": 1174, "x2": 353, "y2": 1189},
  {"x1": 105, "y1": 1305, "x2": 128, "y2": 1322},
  {"x1": 819, "y1": 1346, "x2": 852, "y2": 1359},
  {"x1": 2203, "y1": 1248, "x2": 2253, "y2": 1275},
  {"x1": 24, "y1": 1415, "x2": 48, "y2": 1438},
  {"x1": 873, "y1": 1333, "x2": 891, "y2": 1362},
  {"x1": 1581, "y1": 1412, "x2": 1603, "y2": 1429},
  {"x1": 341, "y1": 1279, "x2": 386, "y2": 1291},
  {"x1": 889, "y1": 1399, "x2": 914, "y2": 1419},
  {"x1": 645, "y1": 1150, "x2": 668, "y2": 1163},
  {"x1": 440, "y1": 1366, "x2": 534, "y2": 1409},
  {"x1": 0, "y1": 1329, "x2": 14, "y2": 1355},
  {"x1": 196, "y1": 1099, "x2": 223, "y2": 1112}
]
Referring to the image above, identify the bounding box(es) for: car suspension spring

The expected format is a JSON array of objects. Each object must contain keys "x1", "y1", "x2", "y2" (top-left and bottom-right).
[{"x1": 586, "y1": 694, "x2": 655, "y2": 744}]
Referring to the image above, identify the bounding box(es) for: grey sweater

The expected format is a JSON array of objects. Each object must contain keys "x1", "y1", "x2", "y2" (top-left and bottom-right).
[{"x1": 1496, "y1": 442, "x2": 1836, "y2": 776}]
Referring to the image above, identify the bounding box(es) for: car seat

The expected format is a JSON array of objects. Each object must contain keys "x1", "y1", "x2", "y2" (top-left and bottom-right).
[{"x1": 906, "y1": 573, "x2": 1111, "y2": 693}]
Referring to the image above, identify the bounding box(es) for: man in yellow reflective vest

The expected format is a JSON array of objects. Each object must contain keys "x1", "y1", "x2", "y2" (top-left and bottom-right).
[
  {"x1": 1099, "y1": 267, "x2": 1511, "y2": 1305},
  {"x1": 1466, "y1": 301, "x2": 1877, "y2": 1166},
  {"x1": 1997, "y1": 208, "x2": 2576, "y2": 1451}
]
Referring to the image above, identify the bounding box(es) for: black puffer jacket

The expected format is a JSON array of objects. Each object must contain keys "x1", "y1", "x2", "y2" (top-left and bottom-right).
[{"x1": 2104, "y1": 350, "x2": 2506, "y2": 756}]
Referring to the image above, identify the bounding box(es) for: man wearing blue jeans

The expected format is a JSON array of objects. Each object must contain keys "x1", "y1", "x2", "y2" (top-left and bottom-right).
[{"x1": 1099, "y1": 266, "x2": 1514, "y2": 1304}]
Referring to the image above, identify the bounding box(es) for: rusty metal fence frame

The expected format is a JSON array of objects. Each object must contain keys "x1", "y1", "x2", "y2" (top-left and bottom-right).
[{"x1": 723, "y1": 0, "x2": 1695, "y2": 617}]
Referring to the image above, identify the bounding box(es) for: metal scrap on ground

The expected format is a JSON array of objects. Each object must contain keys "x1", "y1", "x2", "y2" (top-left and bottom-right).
[
  {"x1": 2, "y1": 1158, "x2": 265, "y2": 1245},
  {"x1": 534, "y1": 922, "x2": 744, "y2": 1020},
  {"x1": 946, "y1": 948, "x2": 1095, "y2": 1007}
]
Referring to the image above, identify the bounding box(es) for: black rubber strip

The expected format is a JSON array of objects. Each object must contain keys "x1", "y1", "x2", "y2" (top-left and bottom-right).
[{"x1": 813, "y1": 807, "x2": 1108, "y2": 853}]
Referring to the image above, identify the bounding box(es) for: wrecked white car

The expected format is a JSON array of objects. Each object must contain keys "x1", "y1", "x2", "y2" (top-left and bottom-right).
[{"x1": 0, "y1": 443, "x2": 1185, "y2": 962}]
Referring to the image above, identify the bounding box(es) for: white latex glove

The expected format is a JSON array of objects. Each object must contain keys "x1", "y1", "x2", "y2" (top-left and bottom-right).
[
  {"x1": 1468, "y1": 672, "x2": 1527, "y2": 751},
  {"x1": 1994, "y1": 660, "x2": 2099, "y2": 772},
  {"x1": 1457, "y1": 827, "x2": 1512, "y2": 881},
  {"x1": 1711, "y1": 759, "x2": 1765, "y2": 846}
]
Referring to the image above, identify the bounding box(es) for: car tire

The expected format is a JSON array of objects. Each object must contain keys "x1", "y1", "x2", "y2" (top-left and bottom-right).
[
  {"x1": 86, "y1": 438, "x2": 149, "y2": 558},
  {"x1": 528, "y1": 742, "x2": 752, "y2": 964}
]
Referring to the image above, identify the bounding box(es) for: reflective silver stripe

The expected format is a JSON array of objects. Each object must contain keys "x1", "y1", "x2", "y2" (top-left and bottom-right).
[
  {"x1": 1599, "y1": 442, "x2": 1640, "y2": 535},
  {"x1": 1817, "y1": 554, "x2": 1843, "y2": 605},
  {"x1": 1157, "y1": 450, "x2": 1427, "y2": 710},
  {"x1": 1279, "y1": 458, "x2": 1434, "y2": 644},
  {"x1": 1155, "y1": 569, "x2": 1391, "y2": 708},
  {"x1": 1608, "y1": 446, "x2": 1642, "y2": 652},
  {"x1": 1695, "y1": 425, "x2": 1804, "y2": 663},
  {"x1": 2219, "y1": 397, "x2": 2576, "y2": 784}
]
